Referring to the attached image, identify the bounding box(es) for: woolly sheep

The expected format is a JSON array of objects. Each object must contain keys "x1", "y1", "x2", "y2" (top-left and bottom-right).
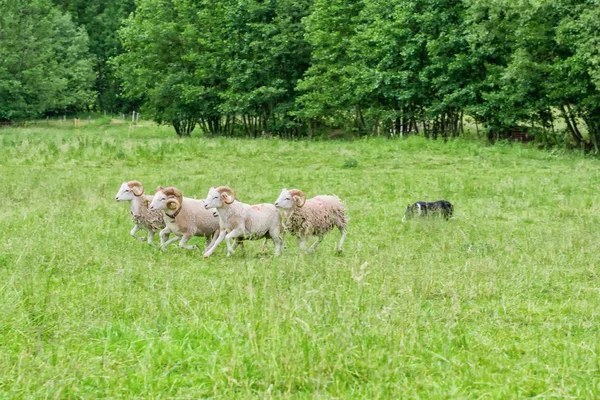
[
  {"x1": 149, "y1": 186, "x2": 220, "y2": 250},
  {"x1": 115, "y1": 180, "x2": 165, "y2": 245},
  {"x1": 202, "y1": 186, "x2": 283, "y2": 257},
  {"x1": 274, "y1": 188, "x2": 348, "y2": 253}
]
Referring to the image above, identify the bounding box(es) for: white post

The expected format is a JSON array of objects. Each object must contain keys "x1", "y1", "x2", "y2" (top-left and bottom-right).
[
  {"x1": 132, "y1": 111, "x2": 135, "y2": 123},
  {"x1": 136, "y1": 112, "x2": 140, "y2": 123}
]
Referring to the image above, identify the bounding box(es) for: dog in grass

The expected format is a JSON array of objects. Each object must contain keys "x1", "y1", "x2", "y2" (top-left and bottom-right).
[{"x1": 402, "y1": 200, "x2": 453, "y2": 222}]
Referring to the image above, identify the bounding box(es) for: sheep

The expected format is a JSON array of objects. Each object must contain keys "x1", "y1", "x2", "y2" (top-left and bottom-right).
[
  {"x1": 274, "y1": 188, "x2": 348, "y2": 253},
  {"x1": 202, "y1": 186, "x2": 283, "y2": 257},
  {"x1": 115, "y1": 180, "x2": 165, "y2": 245},
  {"x1": 149, "y1": 186, "x2": 220, "y2": 250}
]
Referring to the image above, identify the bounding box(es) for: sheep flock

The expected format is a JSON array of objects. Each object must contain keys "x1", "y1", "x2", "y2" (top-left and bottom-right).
[{"x1": 115, "y1": 181, "x2": 349, "y2": 256}]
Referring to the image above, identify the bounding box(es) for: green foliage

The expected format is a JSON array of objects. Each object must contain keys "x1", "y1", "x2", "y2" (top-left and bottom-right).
[
  {"x1": 0, "y1": 0, "x2": 96, "y2": 121},
  {"x1": 343, "y1": 157, "x2": 359, "y2": 168},
  {"x1": 116, "y1": 0, "x2": 312, "y2": 137},
  {"x1": 46, "y1": 0, "x2": 597, "y2": 150},
  {"x1": 1, "y1": 123, "x2": 600, "y2": 396},
  {"x1": 464, "y1": 0, "x2": 600, "y2": 149},
  {"x1": 53, "y1": 0, "x2": 136, "y2": 112},
  {"x1": 295, "y1": 0, "x2": 600, "y2": 148}
]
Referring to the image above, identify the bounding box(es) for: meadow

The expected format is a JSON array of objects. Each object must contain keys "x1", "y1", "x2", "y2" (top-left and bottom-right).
[{"x1": 0, "y1": 118, "x2": 599, "y2": 398}]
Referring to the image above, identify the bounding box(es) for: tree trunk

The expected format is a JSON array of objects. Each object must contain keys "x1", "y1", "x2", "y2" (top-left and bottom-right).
[{"x1": 560, "y1": 104, "x2": 583, "y2": 146}]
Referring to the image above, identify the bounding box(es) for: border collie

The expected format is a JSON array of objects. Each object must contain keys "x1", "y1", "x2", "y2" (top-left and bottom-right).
[{"x1": 402, "y1": 200, "x2": 453, "y2": 222}]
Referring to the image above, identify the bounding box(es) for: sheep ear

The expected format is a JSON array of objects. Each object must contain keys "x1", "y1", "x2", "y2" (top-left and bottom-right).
[{"x1": 221, "y1": 192, "x2": 228, "y2": 200}]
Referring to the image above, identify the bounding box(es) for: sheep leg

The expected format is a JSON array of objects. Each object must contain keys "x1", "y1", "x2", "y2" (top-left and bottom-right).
[
  {"x1": 179, "y1": 233, "x2": 198, "y2": 250},
  {"x1": 271, "y1": 236, "x2": 283, "y2": 256},
  {"x1": 204, "y1": 234, "x2": 213, "y2": 252},
  {"x1": 147, "y1": 230, "x2": 155, "y2": 246},
  {"x1": 308, "y1": 236, "x2": 324, "y2": 253},
  {"x1": 130, "y1": 225, "x2": 145, "y2": 241},
  {"x1": 207, "y1": 232, "x2": 220, "y2": 250},
  {"x1": 224, "y1": 229, "x2": 244, "y2": 256},
  {"x1": 159, "y1": 227, "x2": 171, "y2": 246},
  {"x1": 203, "y1": 230, "x2": 227, "y2": 258},
  {"x1": 299, "y1": 237, "x2": 308, "y2": 251},
  {"x1": 337, "y1": 227, "x2": 347, "y2": 253},
  {"x1": 281, "y1": 231, "x2": 287, "y2": 250},
  {"x1": 161, "y1": 235, "x2": 182, "y2": 250}
]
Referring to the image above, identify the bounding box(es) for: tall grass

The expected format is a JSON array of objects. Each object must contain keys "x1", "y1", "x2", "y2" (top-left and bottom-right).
[{"x1": 0, "y1": 120, "x2": 599, "y2": 397}]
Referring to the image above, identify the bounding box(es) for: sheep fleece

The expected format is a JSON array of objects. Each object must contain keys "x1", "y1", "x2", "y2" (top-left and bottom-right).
[
  {"x1": 132, "y1": 195, "x2": 165, "y2": 231},
  {"x1": 285, "y1": 196, "x2": 347, "y2": 236}
]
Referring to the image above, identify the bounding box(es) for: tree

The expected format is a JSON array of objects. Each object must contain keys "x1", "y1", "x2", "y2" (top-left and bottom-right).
[
  {"x1": 118, "y1": 0, "x2": 312, "y2": 137},
  {"x1": 295, "y1": 0, "x2": 365, "y2": 134},
  {"x1": 298, "y1": 0, "x2": 473, "y2": 138},
  {"x1": 555, "y1": 1, "x2": 600, "y2": 152},
  {"x1": 220, "y1": 0, "x2": 313, "y2": 137},
  {"x1": 0, "y1": 0, "x2": 95, "y2": 121},
  {"x1": 53, "y1": 0, "x2": 136, "y2": 112},
  {"x1": 117, "y1": 0, "x2": 227, "y2": 136},
  {"x1": 464, "y1": 0, "x2": 600, "y2": 151}
]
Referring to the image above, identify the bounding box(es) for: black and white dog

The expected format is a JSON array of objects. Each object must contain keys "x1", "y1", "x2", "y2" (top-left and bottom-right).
[{"x1": 402, "y1": 200, "x2": 453, "y2": 222}]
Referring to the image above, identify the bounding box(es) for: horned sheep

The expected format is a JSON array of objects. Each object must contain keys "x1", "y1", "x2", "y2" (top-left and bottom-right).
[
  {"x1": 115, "y1": 180, "x2": 165, "y2": 245},
  {"x1": 202, "y1": 186, "x2": 283, "y2": 257},
  {"x1": 274, "y1": 188, "x2": 348, "y2": 253},
  {"x1": 149, "y1": 186, "x2": 220, "y2": 250}
]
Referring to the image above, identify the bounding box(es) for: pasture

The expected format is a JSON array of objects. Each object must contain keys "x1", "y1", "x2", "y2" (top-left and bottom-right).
[{"x1": 1, "y1": 119, "x2": 599, "y2": 398}]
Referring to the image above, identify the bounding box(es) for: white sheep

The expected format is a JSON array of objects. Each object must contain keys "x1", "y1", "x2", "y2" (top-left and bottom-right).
[
  {"x1": 115, "y1": 180, "x2": 165, "y2": 245},
  {"x1": 274, "y1": 188, "x2": 347, "y2": 253},
  {"x1": 149, "y1": 186, "x2": 220, "y2": 250},
  {"x1": 202, "y1": 186, "x2": 283, "y2": 257}
]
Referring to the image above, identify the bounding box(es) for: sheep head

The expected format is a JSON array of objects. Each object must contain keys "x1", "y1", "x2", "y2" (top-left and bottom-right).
[
  {"x1": 150, "y1": 186, "x2": 183, "y2": 212},
  {"x1": 204, "y1": 186, "x2": 236, "y2": 210},
  {"x1": 289, "y1": 189, "x2": 306, "y2": 207},
  {"x1": 115, "y1": 180, "x2": 143, "y2": 201},
  {"x1": 275, "y1": 188, "x2": 306, "y2": 209}
]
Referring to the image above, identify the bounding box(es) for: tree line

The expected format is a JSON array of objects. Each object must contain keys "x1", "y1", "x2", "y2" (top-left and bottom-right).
[{"x1": 1, "y1": 0, "x2": 599, "y2": 151}]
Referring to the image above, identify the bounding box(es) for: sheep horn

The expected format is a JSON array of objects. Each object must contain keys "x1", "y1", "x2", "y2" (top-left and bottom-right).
[
  {"x1": 216, "y1": 186, "x2": 236, "y2": 204},
  {"x1": 289, "y1": 189, "x2": 306, "y2": 207},
  {"x1": 166, "y1": 198, "x2": 180, "y2": 211},
  {"x1": 161, "y1": 187, "x2": 183, "y2": 206},
  {"x1": 155, "y1": 186, "x2": 164, "y2": 193},
  {"x1": 128, "y1": 180, "x2": 144, "y2": 196}
]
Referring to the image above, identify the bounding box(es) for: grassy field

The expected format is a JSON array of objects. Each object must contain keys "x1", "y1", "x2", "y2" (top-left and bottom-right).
[{"x1": 1, "y1": 118, "x2": 599, "y2": 398}]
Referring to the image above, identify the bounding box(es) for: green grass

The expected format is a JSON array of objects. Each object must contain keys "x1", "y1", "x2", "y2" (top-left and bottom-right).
[{"x1": 1, "y1": 119, "x2": 599, "y2": 398}]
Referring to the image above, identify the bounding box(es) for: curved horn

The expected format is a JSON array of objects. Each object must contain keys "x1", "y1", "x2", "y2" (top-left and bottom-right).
[
  {"x1": 128, "y1": 180, "x2": 144, "y2": 196},
  {"x1": 162, "y1": 187, "x2": 183, "y2": 206},
  {"x1": 289, "y1": 189, "x2": 306, "y2": 207},
  {"x1": 216, "y1": 186, "x2": 236, "y2": 204},
  {"x1": 166, "y1": 198, "x2": 180, "y2": 211},
  {"x1": 155, "y1": 185, "x2": 164, "y2": 193}
]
